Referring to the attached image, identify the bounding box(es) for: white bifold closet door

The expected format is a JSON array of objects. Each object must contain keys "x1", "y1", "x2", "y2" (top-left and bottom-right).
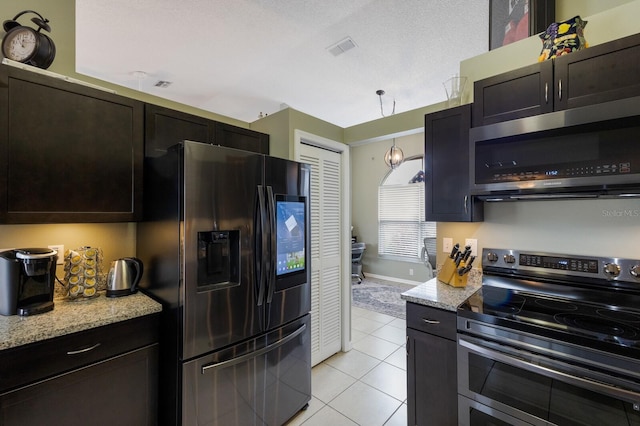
[{"x1": 299, "y1": 144, "x2": 342, "y2": 366}]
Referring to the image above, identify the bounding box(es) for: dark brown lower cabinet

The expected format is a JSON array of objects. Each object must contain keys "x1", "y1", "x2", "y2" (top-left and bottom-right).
[
  {"x1": 407, "y1": 302, "x2": 457, "y2": 426},
  {"x1": 0, "y1": 345, "x2": 158, "y2": 426},
  {"x1": 0, "y1": 315, "x2": 159, "y2": 426}
]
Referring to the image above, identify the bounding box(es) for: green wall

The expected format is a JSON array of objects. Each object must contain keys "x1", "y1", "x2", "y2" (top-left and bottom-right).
[
  {"x1": 441, "y1": 0, "x2": 640, "y2": 266},
  {"x1": 0, "y1": 0, "x2": 247, "y2": 127},
  {"x1": 0, "y1": 0, "x2": 244, "y2": 270},
  {"x1": 252, "y1": 108, "x2": 344, "y2": 159},
  {"x1": 346, "y1": 0, "x2": 640, "y2": 281},
  {"x1": 3, "y1": 0, "x2": 639, "y2": 283},
  {"x1": 351, "y1": 132, "x2": 432, "y2": 282}
]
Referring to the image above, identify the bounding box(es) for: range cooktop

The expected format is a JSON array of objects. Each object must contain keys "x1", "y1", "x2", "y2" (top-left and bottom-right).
[
  {"x1": 460, "y1": 285, "x2": 640, "y2": 349},
  {"x1": 458, "y1": 248, "x2": 640, "y2": 357}
]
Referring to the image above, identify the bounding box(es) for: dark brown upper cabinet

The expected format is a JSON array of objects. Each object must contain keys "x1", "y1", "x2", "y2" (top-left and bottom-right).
[
  {"x1": 144, "y1": 104, "x2": 211, "y2": 157},
  {"x1": 425, "y1": 104, "x2": 483, "y2": 222},
  {"x1": 213, "y1": 121, "x2": 269, "y2": 155},
  {"x1": 0, "y1": 64, "x2": 144, "y2": 223},
  {"x1": 554, "y1": 32, "x2": 640, "y2": 111},
  {"x1": 473, "y1": 32, "x2": 640, "y2": 127},
  {"x1": 472, "y1": 60, "x2": 553, "y2": 126},
  {"x1": 145, "y1": 104, "x2": 269, "y2": 158}
]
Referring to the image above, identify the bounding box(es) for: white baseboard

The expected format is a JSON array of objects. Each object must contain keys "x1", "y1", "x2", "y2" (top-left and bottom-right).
[{"x1": 362, "y1": 273, "x2": 423, "y2": 286}]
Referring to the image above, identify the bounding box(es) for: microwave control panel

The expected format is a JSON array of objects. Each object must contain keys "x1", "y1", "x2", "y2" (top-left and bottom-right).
[{"x1": 487, "y1": 162, "x2": 632, "y2": 183}]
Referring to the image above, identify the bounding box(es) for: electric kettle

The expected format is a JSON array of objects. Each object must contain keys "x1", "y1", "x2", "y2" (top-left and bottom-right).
[{"x1": 106, "y1": 257, "x2": 143, "y2": 297}]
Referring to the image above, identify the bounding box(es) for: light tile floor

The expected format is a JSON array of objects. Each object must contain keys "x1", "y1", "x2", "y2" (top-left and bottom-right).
[{"x1": 286, "y1": 306, "x2": 407, "y2": 426}]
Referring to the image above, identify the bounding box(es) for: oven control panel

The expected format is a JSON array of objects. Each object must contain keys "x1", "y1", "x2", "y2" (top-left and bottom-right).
[
  {"x1": 518, "y1": 254, "x2": 599, "y2": 274},
  {"x1": 483, "y1": 248, "x2": 640, "y2": 284}
]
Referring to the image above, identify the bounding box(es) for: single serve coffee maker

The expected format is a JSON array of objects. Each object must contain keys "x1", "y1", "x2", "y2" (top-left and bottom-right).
[{"x1": 0, "y1": 248, "x2": 58, "y2": 316}]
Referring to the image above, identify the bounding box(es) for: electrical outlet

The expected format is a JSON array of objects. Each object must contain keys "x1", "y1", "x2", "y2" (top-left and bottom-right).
[
  {"x1": 48, "y1": 245, "x2": 64, "y2": 265},
  {"x1": 443, "y1": 237, "x2": 453, "y2": 254},
  {"x1": 409, "y1": 268, "x2": 414, "y2": 276},
  {"x1": 465, "y1": 239, "x2": 478, "y2": 256}
]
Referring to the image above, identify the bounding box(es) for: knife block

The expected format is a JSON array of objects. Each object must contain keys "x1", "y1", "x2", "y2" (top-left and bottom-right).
[{"x1": 437, "y1": 258, "x2": 469, "y2": 288}]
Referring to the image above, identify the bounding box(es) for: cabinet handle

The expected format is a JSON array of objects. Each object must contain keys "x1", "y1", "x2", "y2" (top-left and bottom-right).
[
  {"x1": 66, "y1": 343, "x2": 101, "y2": 355},
  {"x1": 406, "y1": 335, "x2": 410, "y2": 356},
  {"x1": 464, "y1": 195, "x2": 468, "y2": 214},
  {"x1": 422, "y1": 318, "x2": 440, "y2": 325},
  {"x1": 545, "y1": 82, "x2": 548, "y2": 103},
  {"x1": 558, "y1": 79, "x2": 562, "y2": 100}
]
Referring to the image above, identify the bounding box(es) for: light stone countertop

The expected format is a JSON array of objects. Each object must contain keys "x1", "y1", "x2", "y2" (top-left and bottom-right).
[
  {"x1": 401, "y1": 273, "x2": 482, "y2": 312},
  {"x1": 0, "y1": 292, "x2": 162, "y2": 351}
]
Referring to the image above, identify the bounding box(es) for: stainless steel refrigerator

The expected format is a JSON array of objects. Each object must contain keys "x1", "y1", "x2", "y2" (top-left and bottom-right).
[{"x1": 137, "y1": 141, "x2": 311, "y2": 425}]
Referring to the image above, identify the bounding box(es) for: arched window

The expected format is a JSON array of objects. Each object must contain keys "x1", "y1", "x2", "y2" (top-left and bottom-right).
[{"x1": 378, "y1": 155, "x2": 436, "y2": 262}]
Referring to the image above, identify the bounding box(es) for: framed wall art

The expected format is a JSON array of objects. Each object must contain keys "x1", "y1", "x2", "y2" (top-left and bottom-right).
[{"x1": 489, "y1": 0, "x2": 555, "y2": 50}]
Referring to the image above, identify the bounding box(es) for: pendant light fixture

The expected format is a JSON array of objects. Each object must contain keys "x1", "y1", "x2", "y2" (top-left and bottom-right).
[
  {"x1": 377, "y1": 89, "x2": 404, "y2": 169},
  {"x1": 384, "y1": 138, "x2": 404, "y2": 169}
]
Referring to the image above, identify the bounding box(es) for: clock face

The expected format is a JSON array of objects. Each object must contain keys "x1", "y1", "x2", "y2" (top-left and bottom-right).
[{"x1": 2, "y1": 27, "x2": 37, "y2": 62}]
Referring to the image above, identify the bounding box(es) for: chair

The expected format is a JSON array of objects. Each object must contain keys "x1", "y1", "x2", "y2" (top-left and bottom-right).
[
  {"x1": 351, "y1": 242, "x2": 366, "y2": 283},
  {"x1": 421, "y1": 237, "x2": 436, "y2": 279}
]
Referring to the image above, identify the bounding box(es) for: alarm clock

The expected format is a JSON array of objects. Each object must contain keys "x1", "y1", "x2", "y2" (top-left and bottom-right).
[{"x1": 1, "y1": 10, "x2": 55, "y2": 69}]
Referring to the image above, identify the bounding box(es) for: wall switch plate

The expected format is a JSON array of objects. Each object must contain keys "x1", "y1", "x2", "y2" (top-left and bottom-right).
[
  {"x1": 443, "y1": 237, "x2": 453, "y2": 254},
  {"x1": 409, "y1": 268, "x2": 414, "y2": 276},
  {"x1": 465, "y1": 239, "x2": 477, "y2": 256},
  {"x1": 48, "y1": 245, "x2": 64, "y2": 264}
]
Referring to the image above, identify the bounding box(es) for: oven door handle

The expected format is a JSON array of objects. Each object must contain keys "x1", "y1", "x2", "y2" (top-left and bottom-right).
[{"x1": 459, "y1": 337, "x2": 640, "y2": 403}]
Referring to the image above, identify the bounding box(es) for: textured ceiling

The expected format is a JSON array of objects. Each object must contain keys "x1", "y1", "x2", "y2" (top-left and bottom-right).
[{"x1": 76, "y1": 0, "x2": 489, "y2": 128}]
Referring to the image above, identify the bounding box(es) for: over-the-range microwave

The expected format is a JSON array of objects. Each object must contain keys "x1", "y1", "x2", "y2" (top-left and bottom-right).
[{"x1": 469, "y1": 96, "x2": 640, "y2": 201}]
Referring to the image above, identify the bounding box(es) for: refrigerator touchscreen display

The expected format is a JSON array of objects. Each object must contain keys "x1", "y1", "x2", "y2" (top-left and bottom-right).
[{"x1": 276, "y1": 199, "x2": 306, "y2": 276}]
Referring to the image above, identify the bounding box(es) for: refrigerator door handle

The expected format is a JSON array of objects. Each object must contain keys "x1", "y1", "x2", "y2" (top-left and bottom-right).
[
  {"x1": 266, "y1": 186, "x2": 277, "y2": 305},
  {"x1": 200, "y1": 323, "x2": 307, "y2": 374},
  {"x1": 256, "y1": 185, "x2": 267, "y2": 306}
]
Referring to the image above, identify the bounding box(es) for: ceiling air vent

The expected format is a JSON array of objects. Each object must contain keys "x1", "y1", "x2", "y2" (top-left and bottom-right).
[
  {"x1": 327, "y1": 36, "x2": 357, "y2": 56},
  {"x1": 154, "y1": 80, "x2": 172, "y2": 88}
]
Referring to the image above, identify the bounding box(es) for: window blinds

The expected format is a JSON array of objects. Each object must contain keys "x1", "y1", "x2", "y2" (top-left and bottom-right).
[{"x1": 378, "y1": 183, "x2": 436, "y2": 260}]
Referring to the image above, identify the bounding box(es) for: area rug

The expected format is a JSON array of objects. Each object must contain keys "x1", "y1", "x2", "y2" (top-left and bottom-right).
[{"x1": 352, "y1": 277, "x2": 415, "y2": 319}]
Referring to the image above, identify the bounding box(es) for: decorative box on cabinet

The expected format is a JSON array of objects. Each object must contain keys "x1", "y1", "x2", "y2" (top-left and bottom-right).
[
  {"x1": 473, "y1": 32, "x2": 640, "y2": 126},
  {"x1": 0, "y1": 314, "x2": 159, "y2": 426},
  {"x1": 0, "y1": 64, "x2": 144, "y2": 223},
  {"x1": 425, "y1": 104, "x2": 483, "y2": 222},
  {"x1": 406, "y1": 302, "x2": 458, "y2": 426}
]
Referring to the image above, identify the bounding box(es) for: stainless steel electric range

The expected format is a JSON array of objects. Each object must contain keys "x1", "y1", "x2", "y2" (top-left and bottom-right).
[{"x1": 457, "y1": 248, "x2": 640, "y2": 426}]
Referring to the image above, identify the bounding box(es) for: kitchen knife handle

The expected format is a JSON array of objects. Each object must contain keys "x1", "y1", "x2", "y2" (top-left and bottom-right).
[{"x1": 449, "y1": 243, "x2": 460, "y2": 259}]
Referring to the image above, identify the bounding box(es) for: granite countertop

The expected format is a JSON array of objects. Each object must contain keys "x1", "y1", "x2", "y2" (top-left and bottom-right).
[
  {"x1": 0, "y1": 292, "x2": 162, "y2": 351},
  {"x1": 401, "y1": 274, "x2": 482, "y2": 312}
]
